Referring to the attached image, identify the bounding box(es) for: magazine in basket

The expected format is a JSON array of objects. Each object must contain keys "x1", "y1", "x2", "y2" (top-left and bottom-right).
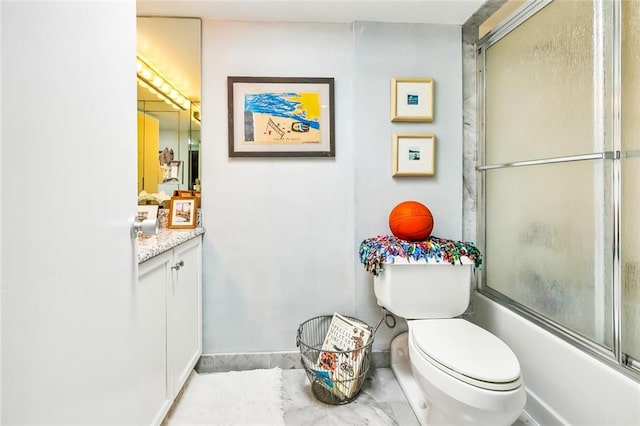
[{"x1": 316, "y1": 313, "x2": 372, "y2": 398}]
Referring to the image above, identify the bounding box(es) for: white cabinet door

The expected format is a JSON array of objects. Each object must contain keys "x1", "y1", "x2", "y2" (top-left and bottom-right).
[
  {"x1": 137, "y1": 250, "x2": 172, "y2": 425},
  {"x1": 169, "y1": 236, "x2": 203, "y2": 398},
  {"x1": 137, "y1": 235, "x2": 202, "y2": 424}
]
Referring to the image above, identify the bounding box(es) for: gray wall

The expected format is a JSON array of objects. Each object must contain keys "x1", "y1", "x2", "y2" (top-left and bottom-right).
[
  {"x1": 200, "y1": 20, "x2": 463, "y2": 353},
  {"x1": 353, "y1": 21, "x2": 463, "y2": 348}
]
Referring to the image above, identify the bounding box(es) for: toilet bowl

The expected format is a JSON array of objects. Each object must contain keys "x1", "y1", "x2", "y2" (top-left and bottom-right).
[
  {"x1": 370, "y1": 257, "x2": 526, "y2": 425},
  {"x1": 404, "y1": 319, "x2": 525, "y2": 425}
]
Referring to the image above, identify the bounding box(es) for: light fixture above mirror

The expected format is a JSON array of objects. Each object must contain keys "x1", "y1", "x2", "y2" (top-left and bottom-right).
[{"x1": 137, "y1": 55, "x2": 192, "y2": 111}]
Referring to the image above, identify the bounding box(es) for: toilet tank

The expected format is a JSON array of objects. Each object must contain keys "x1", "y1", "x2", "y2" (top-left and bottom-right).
[{"x1": 372, "y1": 257, "x2": 473, "y2": 319}]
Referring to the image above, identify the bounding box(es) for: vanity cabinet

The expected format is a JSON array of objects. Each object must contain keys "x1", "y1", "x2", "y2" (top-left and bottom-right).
[{"x1": 137, "y1": 235, "x2": 202, "y2": 425}]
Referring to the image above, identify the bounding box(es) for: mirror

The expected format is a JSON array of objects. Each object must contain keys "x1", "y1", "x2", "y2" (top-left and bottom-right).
[{"x1": 136, "y1": 17, "x2": 201, "y2": 198}]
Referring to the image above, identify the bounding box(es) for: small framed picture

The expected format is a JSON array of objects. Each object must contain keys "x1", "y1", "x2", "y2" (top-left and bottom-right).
[
  {"x1": 137, "y1": 204, "x2": 159, "y2": 221},
  {"x1": 162, "y1": 160, "x2": 183, "y2": 183},
  {"x1": 193, "y1": 191, "x2": 201, "y2": 208},
  {"x1": 392, "y1": 134, "x2": 436, "y2": 177},
  {"x1": 391, "y1": 78, "x2": 434, "y2": 122},
  {"x1": 177, "y1": 190, "x2": 201, "y2": 208},
  {"x1": 168, "y1": 197, "x2": 197, "y2": 229}
]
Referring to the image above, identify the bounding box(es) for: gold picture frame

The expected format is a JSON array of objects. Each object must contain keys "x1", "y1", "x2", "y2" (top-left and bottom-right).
[
  {"x1": 391, "y1": 78, "x2": 434, "y2": 122},
  {"x1": 392, "y1": 134, "x2": 435, "y2": 177},
  {"x1": 168, "y1": 196, "x2": 198, "y2": 229},
  {"x1": 177, "y1": 190, "x2": 201, "y2": 208}
]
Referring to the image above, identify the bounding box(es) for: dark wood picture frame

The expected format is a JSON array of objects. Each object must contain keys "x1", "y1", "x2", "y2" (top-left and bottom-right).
[{"x1": 228, "y1": 76, "x2": 335, "y2": 157}]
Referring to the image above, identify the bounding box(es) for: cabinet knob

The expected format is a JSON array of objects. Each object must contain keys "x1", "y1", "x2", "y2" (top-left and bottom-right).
[{"x1": 171, "y1": 260, "x2": 185, "y2": 271}]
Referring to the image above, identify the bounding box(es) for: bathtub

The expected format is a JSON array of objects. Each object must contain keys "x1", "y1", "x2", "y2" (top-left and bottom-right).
[{"x1": 473, "y1": 292, "x2": 640, "y2": 425}]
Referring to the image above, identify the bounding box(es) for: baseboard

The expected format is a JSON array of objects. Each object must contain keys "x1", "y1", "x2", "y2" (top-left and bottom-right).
[
  {"x1": 196, "y1": 350, "x2": 391, "y2": 373},
  {"x1": 517, "y1": 409, "x2": 539, "y2": 426},
  {"x1": 522, "y1": 387, "x2": 566, "y2": 426}
]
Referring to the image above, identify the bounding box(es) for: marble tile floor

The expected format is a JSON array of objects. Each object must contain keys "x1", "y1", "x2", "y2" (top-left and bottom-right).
[
  {"x1": 170, "y1": 367, "x2": 533, "y2": 425},
  {"x1": 282, "y1": 367, "x2": 420, "y2": 425},
  {"x1": 283, "y1": 368, "x2": 532, "y2": 426}
]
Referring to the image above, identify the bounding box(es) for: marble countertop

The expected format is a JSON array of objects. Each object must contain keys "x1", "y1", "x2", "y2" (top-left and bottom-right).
[{"x1": 137, "y1": 227, "x2": 205, "y2": 263}]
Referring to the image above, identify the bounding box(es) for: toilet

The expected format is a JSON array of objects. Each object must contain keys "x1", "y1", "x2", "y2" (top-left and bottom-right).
[{"x1": 373, "y1": 256, "x2": 526, "y2": 425}]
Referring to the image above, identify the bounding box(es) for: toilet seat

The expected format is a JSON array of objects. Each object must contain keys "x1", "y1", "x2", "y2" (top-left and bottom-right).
[{"x1": 409, "y1": 319, "x2": 522, "y2": 391}]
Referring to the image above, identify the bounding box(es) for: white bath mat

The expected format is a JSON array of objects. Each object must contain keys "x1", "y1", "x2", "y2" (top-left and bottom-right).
[{"x1": 165, "y1": 367, "x2": 285, "y2": 425}]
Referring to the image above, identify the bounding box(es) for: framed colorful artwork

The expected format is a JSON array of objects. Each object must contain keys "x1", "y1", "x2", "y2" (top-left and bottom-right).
[
  {"x1": 227, "y1": 76, "x2": 335, "y2": 157},
  {"x1": 392, "y1": 134, "x2": 436, "y2": 177},
  {"x1": 391, "y1": 78, "x2": 434, "y2": 122}
]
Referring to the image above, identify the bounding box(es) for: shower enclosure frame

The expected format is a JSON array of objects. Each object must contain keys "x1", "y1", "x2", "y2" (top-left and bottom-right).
[{"x1": 474, "y1": 0, "x2": 639, "y2": 381}]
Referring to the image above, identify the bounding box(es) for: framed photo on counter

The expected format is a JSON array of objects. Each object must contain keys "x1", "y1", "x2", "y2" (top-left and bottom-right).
[
  {"x1": 137, "y1": 204, "x2": 159, "y2": 221},
  {"x1": 168, "y1": 197, "x2": 197, "y2": 229}
]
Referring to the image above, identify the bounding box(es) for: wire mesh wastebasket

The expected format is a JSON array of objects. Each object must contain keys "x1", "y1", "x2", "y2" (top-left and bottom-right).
[{"x1": 296, "y1": 315, "x2": 374, "y2": 405}]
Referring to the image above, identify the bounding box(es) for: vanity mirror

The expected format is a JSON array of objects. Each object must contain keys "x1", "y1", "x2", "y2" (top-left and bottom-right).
[{"x1": 136, "y1": 17, "x2": 201, "y2": 198}]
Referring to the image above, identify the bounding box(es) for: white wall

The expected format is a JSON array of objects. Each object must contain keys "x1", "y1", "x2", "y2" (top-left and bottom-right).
[
  {"x1": 1, "y1": 1, "x2": 139, "y2": 423},
  {"x1": 200, "y1": 20, "x2": 463, "y2": 353}
]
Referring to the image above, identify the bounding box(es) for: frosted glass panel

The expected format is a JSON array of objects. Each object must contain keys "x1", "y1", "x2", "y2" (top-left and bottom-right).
[
  {"x1": 485, "y1": 160, "x2": 613, "y2": 347},
  {"x1": 484, "y1": 0, "x2": 607, "y2": 164},
  {"x1": 621, "y1": 0, "x2": 640, "y2": 361},
  {"x1": 622, "y1": 158, "x2": 640, "y2": 360}
]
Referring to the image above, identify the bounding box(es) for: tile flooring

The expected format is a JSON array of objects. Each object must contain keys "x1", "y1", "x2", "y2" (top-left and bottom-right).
[
  {"x1": 282, "y1": 366, "x2": 420, "y2": 425},
  {"x1": 283, "y1": 367, "x2": 533, "y2": 426},
  {"x1": 169, "y1": 366, "x2": 533, "y2": 425}
]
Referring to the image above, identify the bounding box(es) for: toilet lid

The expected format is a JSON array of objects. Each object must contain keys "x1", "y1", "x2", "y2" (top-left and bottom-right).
[{"x1": 409, "y1": 319, "x2": 521, "y2": 391}]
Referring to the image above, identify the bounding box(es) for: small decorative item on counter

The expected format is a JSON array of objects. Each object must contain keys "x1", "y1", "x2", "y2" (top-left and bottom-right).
[
  {"x1": 137, "y1": 205, "x2": 159, "y2": 221},
  {"x1": 359, "y1": 234, "x2": 482, "y2": 276},
  {"x1": 157, "y1": 209, "x2": 170, "y2": 228}
]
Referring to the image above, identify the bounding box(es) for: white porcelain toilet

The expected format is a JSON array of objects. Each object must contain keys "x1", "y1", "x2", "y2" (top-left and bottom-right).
[{"x1": 373, "y1": 257, "x2": 526, "y2": 425}]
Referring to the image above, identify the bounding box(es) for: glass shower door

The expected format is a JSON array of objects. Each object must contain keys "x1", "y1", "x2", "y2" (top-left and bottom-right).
[{"x1": 481, "y1": 0, "x2": 614, "y2": 349}]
